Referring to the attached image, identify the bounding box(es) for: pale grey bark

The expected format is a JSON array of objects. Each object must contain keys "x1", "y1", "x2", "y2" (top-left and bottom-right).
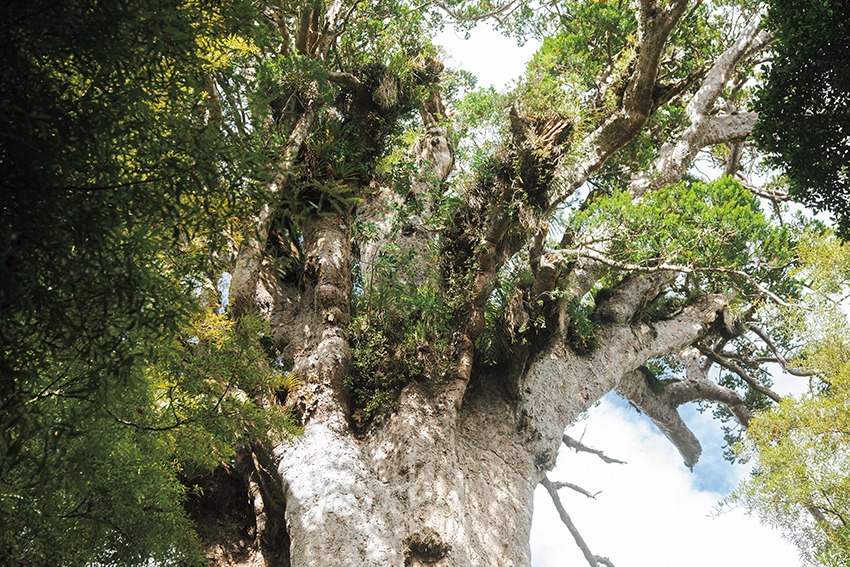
[
  {"x1": 205, "y1": 3, "x2": 792, "y2": 566},
  {"x1": 552, "y1": 0, "x2": 692, "y2": 205},
  {"x1": 277, "y1": 382, "x2": 538, "y2": 567},
  {"x1": 630, "y1": 18, "x2": 773, "y2": 197},
  {"x1": 519, "y1": 295, "x2": 729, "y2": 467},
  {"x1": 615, "y1": 347, "x2": 753, "y2": 469}
]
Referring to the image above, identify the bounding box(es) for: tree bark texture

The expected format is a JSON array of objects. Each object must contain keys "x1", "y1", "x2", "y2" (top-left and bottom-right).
[{"x1": 194, "y1": 3, "x2": 780, "y2": 565}]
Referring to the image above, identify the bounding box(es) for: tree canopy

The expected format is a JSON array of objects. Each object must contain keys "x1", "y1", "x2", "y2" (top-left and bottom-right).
[{"x1": 0, "y1": 0, "x2": 843, "y2": 566}]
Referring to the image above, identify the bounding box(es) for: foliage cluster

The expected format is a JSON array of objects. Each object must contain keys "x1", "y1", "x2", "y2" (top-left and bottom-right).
[
  {"x1": 518, "y1": 1, "x2": 637, "y2": 116},
  {"x1": 753, "y1": 0, "x2": 850, "y2": 238},
  {"x1": 0, "y1": 2, "x2": 301, "y2": 564},
  {"x1": 1, "y1": 309, "x2": 300, "y2": 567},
  {"x1": 566, "y1": 297, "x2": 601, "y2": 355},
  {"x1": 728, "y1": 234, "x2": 850, "y2": 566},
  {"x1": 347, "y1": 243, "x2": 454, "y2": 426},
  {"x1": 567, "y1": 177, "x2": 799, "y2": 300},
  {"x1": 0, "y1": 0, "x2": 268, "y2": 454}
]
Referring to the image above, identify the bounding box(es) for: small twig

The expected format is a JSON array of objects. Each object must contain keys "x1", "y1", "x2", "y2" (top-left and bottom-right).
[
  {"x1": 413, "y1": 0, "x2": 521, "y2": 23},
  {"x1": 563, "y1": 435, "x2": 627, "y2": 465},
  {"x1": 747, "y1": 323, "x2": 813, "y2": 376},
  {"x1": 542, "y1": 476, "x2": 616, "y2": 567},
  {"x1": 554, "y1": 249, "x2": 800, "y2": 309},
  {"x1": 104, "y1": 407, "x2": 191, "y2": 432},
  {"x1": 50, "y1": 392, "x2": 191, "y2": 431}
]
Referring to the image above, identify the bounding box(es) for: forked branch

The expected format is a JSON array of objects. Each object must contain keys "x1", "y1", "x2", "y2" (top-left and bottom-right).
[
  {"x1": 747, "y1": 323, "x2": 813, "y2": 377},
  {"x1": 615, "y1": 347, "x2": 755, "y2": 469},
  {"x1": 697, "y1": 346, "x2": 782, "y2": 403},
  {"x1": 542, "y1": 476, "x2": 617, "y2": 567}
]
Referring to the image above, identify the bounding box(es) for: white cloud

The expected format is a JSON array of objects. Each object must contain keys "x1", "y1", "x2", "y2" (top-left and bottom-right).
[
  {"x1": 435, "y1": 25, "x2": 540, "y2": 90},
  {"x1": 530, "y1": 396, "x2": 802, "y2": 567}
]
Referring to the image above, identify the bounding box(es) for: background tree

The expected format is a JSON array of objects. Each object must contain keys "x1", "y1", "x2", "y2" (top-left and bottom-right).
[
  {"x1": 0, "y1": 0, "x2": 827, "y2": 565},
  {"x1": 752, "y1": 0, "x2": 850, "y2": 236},
  {"x1": 0, "y1": 2, "x2": 300, "y2": 565},
  {"x1": 727, "y1": 233, "x2": 850, "y2": 566}
]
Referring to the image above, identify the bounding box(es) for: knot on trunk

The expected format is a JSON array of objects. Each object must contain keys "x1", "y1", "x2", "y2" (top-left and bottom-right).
[{"x1": 403, "y1": 528, "x2": 451, "y2": 566}]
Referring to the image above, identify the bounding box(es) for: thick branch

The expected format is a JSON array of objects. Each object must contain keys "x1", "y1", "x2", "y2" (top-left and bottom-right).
[
  {"x1": 702, "y1": 112, "x2": 759, "y2": 146},
  {"x1": 672, "y1": 347, "x2": 754, "y2": 425},
  {"x1": 327, "y1": 70, "x2": 364, "y2": 91},
  {"x1": 552, "y1": 0, "x2": 692, "y2": 205},
  {"x1": 594, "y1": 271, "x2": 677, "y2": 324},
  {"x1": 519, "y1": 293, "x2": 728, "y2": 464},
  {"x1": 615, "y1": 368, "x2": 703, "y2": 469},
  {"x1": 542, "y1": 476, "x2": 616, "y2": 567},
  {"x1": 724, "y1": 141, "x2": 744, "y2": 177},
  {"x1": 616, "y1": 347, "x2": 754, "y2": 468},
  {"x1": 630, "y1": 19, "x2": 772, "y2": 197}
]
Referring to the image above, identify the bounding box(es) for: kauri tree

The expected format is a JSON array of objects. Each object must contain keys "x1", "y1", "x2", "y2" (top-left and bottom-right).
[{"x1": 0, "y1": 0, "x2": 823, "y2": 565}]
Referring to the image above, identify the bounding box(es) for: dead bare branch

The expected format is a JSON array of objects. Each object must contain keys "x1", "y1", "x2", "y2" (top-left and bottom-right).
[
  {"x1": 550, "y1": 479, "x2": 602, "y2": 499},
  {"x1": 562, "y1": 435, "x2": 627, "y2": 465},
  {"x1": 542, "y1": 476, "x2": 617, "y2": 567}
]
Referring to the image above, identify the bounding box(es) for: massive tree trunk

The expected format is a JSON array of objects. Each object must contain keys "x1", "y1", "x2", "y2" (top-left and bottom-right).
[{"x1": 189, "y1": 2, "x2": 787, "y2": 565}]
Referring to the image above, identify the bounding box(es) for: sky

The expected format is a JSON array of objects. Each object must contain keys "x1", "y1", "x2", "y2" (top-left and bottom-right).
[{"x1": 434, "y1": 24, "x2": 806, "y2": 567}]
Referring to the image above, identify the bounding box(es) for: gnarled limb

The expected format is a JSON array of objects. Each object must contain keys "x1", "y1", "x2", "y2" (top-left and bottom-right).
[
  {"x1": 630, "y1": 18, "x2": 773, "y2": 197},
  {"x1": 615, "y1": 368, "x2": 703, "y2": 469},
  {"x1": 519, "y1": 293, "x2": 729, "y2": 464},
  {"x1": 615, "y1": 347, "x2": 753, "y2": 469},
  {"x1": 672, "y1": 348, "x2": 753, "y2": 426},
  {"x1": 552, "y1": 0, "x2": 692, "y2": 205}
]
